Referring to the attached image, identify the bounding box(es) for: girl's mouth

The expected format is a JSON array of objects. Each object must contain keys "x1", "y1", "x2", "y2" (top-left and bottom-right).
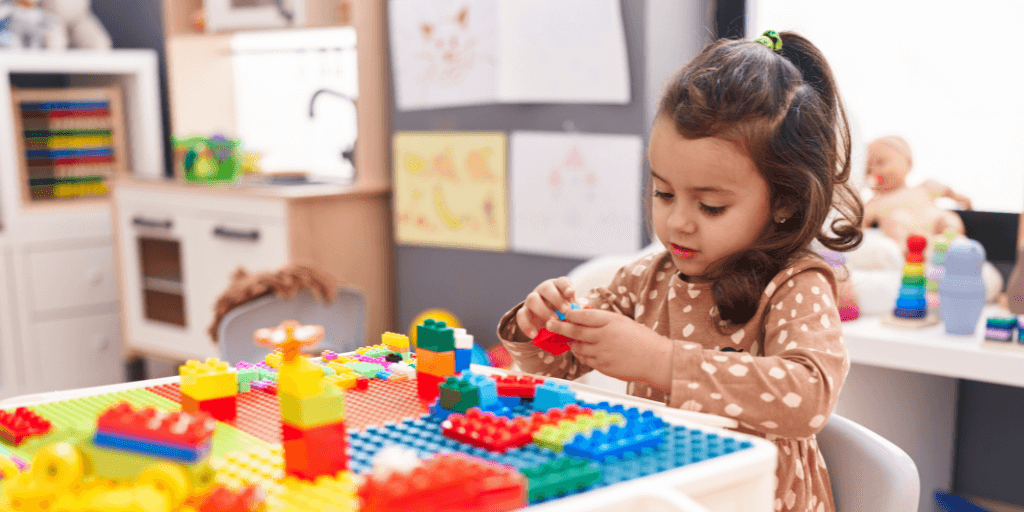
[{"x1": 671, "y1": 244, "x2": 698, "y2": 259}]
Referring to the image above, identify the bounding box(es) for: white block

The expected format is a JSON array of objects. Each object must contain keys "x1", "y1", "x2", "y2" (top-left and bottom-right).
[{"x1": 455, "y1": 332, "x2": 475, "y2": 350}]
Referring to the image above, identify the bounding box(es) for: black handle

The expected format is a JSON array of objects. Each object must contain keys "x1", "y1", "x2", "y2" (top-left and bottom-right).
[
  {"x1": 213, "y1": 226, "x2": 260, "y2": 241},
  {"x1": 132, "y1": 217, "x2": 172, "y2": 229}
]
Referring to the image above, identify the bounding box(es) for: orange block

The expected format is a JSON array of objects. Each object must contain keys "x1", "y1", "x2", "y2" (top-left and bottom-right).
[{"x1": 416, "y1": 348, "x2": 455, "y2": 377}]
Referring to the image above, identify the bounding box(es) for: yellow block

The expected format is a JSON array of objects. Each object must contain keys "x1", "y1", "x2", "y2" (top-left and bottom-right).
[
  {"x1": 903, "y1": 263, "x2": 925, "y2": 277},
  {"x1": 382, "y1": 332, "x2": 410, "y2": 353},
  {"x1": 265, "y1": 350, "x2": 284, "y2": 369},
  {"x1": 326, "y1": 361, "x2": 360, "y2": 377},
  {"x1": 280, "y1": 386, "x2": 345, "y2": 428},
  {"x1": 180, "y1": 358, "x2": 237, "y2": 400},
  {"x1": 325, "y1": 373, "x2": 358, "y2": 390},
  {"x1": 278, "y1": 358, "x2": 324, "y2": 399}
]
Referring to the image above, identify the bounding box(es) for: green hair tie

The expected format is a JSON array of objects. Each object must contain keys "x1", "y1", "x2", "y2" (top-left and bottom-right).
[{"x1": 755, "y1": 30, "x2": 782, "y2": 51}]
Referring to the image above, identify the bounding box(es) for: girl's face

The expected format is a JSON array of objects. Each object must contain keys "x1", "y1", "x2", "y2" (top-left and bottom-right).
[{"x1": 649, "y1": 116, "x2": 774, "y2": 281}]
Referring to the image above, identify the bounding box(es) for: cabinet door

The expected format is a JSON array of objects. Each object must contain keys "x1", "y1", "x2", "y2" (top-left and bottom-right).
[
  {"x1": 0, "y1": 245, "x2": 21, "y2": 400},
  {"x1": 181, "y1": 214, "x2": 288, "y2": 358},
  {"x1": 30, "y1": 312, "x2": 124, "y2": 393},
  {"x1": 27, "y1": 243, "x2": 118, "y2": 313}
]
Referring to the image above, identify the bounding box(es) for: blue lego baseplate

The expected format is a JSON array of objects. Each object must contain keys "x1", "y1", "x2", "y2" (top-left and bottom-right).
[{"x1": 346, "y1": 400, "x2": 754, "y2": 504}]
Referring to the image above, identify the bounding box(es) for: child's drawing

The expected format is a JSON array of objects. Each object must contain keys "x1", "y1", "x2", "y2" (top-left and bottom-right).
[
  {"x1": 394, "y1": 132, "x2": 508, "y2": 251},
  {"x1": 511, "y1": 131, "x2": 643, "y2": 259},
  {"x1": 389, "y1": 0, "x2": 499, "y2": 110}
]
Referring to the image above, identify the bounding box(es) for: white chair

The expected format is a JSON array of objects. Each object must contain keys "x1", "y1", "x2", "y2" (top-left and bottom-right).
[
  {"x1": 217, "y1": 286, "x2": 366, "y2": 365},
  {"x1": 816, "y1": 413, "x2": 920, "y2": 512},
  {"x1": 566, "y1": 241, "x2": 664, "y2": 393}
]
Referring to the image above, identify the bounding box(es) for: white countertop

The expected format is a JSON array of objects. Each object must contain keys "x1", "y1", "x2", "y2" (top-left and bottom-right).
[{"x1": 842, "y1": 306, "x2": 1024, "y2": 387}]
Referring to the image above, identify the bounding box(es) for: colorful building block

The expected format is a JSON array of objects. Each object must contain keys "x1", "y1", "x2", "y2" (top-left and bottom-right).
[
  {"x1": 453, "y1": 328, "x2": 475, "y2": 350},
  {"x1": 531, "y1": 329, "x2": 571, "y2": 355},
  {"x1": 985, "y1": 317, "x2": 1017, "y2": 342},
  {"x1": 181, "y1": 394, "x2": 238, "y2": 422},
  {"x1": 180, "y1": 358, "x2": 239, "y2": 401},
  {"x1": 463, "y1": 373, "x2": 498, "y2": 407},
  {"x1": 439, "y1": 377, "x2": 481, "y2": 413},
  {"x1": 235, "y1": 365, "x2": 260, "y2": 393},
  {"x1": 93, "y1": 430, "x2": 211, "y2": 463},
  {"x1": 520, "y1": 457, "x2": 602, "y2": 502},
  {"x1": 347, "y1": 362, "x2": 387, "y2": 379},
  {"x1": 532, "y1": 381, "x2": 577, "y2": 411},
  {"x1": 277, "y1": 357, "x2": 325, "y2": 399},
  {"x1": 455, "y1": 348, "x2": 472, "y2": 372},
  {"x1": 416, "y1": 348, "x2": 456, "y2": 377},
  {"x1": 281, "y1": 421, "x2": 348, "y2": 480},
  {"x1": 417, "y1": 372, "x2": 445, "y2": 401},
  {"x1": 495, "y1": 375, "x2": 545, "y2": 398},
  {"x1": 96, "y1": 402, "x2": 215, "y2": 447},
  {"x1": 199, "y1": 485, "x2": 266, "y2": 512},
  {"x1": 441, "y1": 409, "x2": 533, "y2": 453},
  {"x1": 279, "y1": 386, "x2": 346, "y2": 428},
  {"x1": 382, "y1": 332, "x2": 411, "y2": 355},
  {"x1": 532, "y1": 410, "x2": 626, "y2": 452},
  {"x1": 0, "y1": 407, "x2": 52, "y2": 446},
  {"x1": 417, "y1": 319, "x2": 456, "y2": 352},
  {"x1": 563, "y1": 422, "x2": 668, "y2": 462}
]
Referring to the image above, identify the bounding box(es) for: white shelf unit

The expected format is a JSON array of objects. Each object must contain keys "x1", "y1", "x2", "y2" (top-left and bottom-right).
[{"x1": 0, "y1": 50, "x2": 165, "y2": 398}]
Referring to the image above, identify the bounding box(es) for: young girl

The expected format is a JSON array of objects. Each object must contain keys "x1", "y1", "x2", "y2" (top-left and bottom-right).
[{"x1": 497, "y1": 31, "x2": 863, "y2": 512}]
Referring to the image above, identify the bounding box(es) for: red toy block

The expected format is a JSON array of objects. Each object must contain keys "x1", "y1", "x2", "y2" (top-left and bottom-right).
[
  {"x1": 358, "y1": 453, "x2": 526, "y2": 512},
  {"x1": 522, "y1": 404, "x2": 592, "y2": 434},
  {"x1": 96, "y1": 401, "x2": 215, "y2": 447},
  {"x1": 495, "y1": 375, "x2": 545, "y2": 399},
  {"x1": 441, "y1": 409, "x2": 533, "y2": 453},
  {"x1": 531, "y1": 328, "x2": 571, "y2": 355},
  {"x1": 282, "y1": 420, "x2": 348, "y2": 480},
  {"x1": 200, "y1": 485, "x2": 265, "y2": 512},
  {"x1": 354, "y1": 376, "x2": 370, "y2": 391},
  {"x1": 417, "y1": 371, "x2": 445, "y2": 401},
  {"x1": 0, "y1": 407, "x2": 52, "y2": 446},
  {"x1": 181, "y1": 394, "x2": 237, "y2": 422}
]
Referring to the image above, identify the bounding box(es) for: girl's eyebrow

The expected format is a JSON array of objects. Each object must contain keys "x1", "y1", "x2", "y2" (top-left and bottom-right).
[{"x1": 650, "y1": 170, "x2": 733, "y2": 195}]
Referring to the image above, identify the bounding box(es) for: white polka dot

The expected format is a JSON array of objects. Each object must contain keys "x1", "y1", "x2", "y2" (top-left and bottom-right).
[
  {"x1": 687, "y1": 382, "x2": 699, "y2": 389},
  {"x1": 796, "y1": 293, "x2": 803, "y2": 304},
  {"x1": 786, "y1": 363, "x2": 796, "y2": 370},
  {"x1": 827, "y1": 376, "x2": 834, "y2": 386},
  {"x1": 775, "y1": 300, "x2": 783, "y2": 310},
  {"x1": 620, "y1": 297, "x2": 630, "y2": 308},
  {"x1": 646, "y1": 387, "x2": 653, "y2": 397},
  {"x1": 782, "y1": 445, "x2": 791, "y2": 455},
  {"x1": 688, "y1": 282, "x2": 696, "y2": 289},
  {"x1": 809, "y1": 414, "x2": 826, "y2": 428},
  {"x1": 710, "y1": 306, "x2": 718, "y2": 317},
  {"x1": 681, "y1": 400, "x2": 703, "y2": 412},
  {"x1": 764, "y1": 282, "x2": 777, "y2": 296},
  {"x1": 682, "y1": 324, "x2": 695, "y2": 337},
  {"x1": 713, "y1": 355, "x2": 728, "y2": 362},
  {"x1": 812, "y1": 286, "x2": 821, "y2": 295},
  {"x1": 701, "y1": 362, "x2": 717, "y2": 375},
  {"x1": 821, "y1": 314, "x2": 831, "y2": 328},
  {"x1": 760, "y1": 393, "x2": 775, "y2": 402},
  {"x1": 668, "y1": 288, "x2": 676, "y2": 300},
  {"x1": 710, "y1": 393, "x2": 722, "y2": 399},
  {"x1": 769, "y1": 367, "x2": 786, "y2": 379},
  {"x1": 629, "y1": 293, "x2": 637, "y2": 303},
  {"x1": 688, "y1": 289, "x2": 700, "y2": 298},
  {"x1": 787, "y1": 268, "x2": 795, "y2": 276},
  {"x1": 560, "y1": 359, "x2": 568, "y2": 369},
  {"x1": 801, "y1": 324, "x2": 808, "y2": 332},
  {"x1": 784, "y1": 490, "x2": 796, "y2": 510},
  {"x1": 788, "y1": 281, "x2": 795, "y2": 287},
  {"x1": 778, "y1": 319, "x2": 786, "y2": 326},
  {"x1": 656, "y1": 271, "x2": 665, "y2": 281},
  {"x1": 730, "y1": 328, "x2": 745, "y2": 344},
  {"x1": 818, "y1": 273, "x2": 828, "y2": 282},
  {"x1": 808, "y1": 376, "x2": 818, "y2": 384},
  {"x1": 631, "y1": 265, "x2": 647, "y2": 276},
  {"x1": 618, "y1": 286, "x2": 627, "y2": 293},
  {"x1": 627, "y1": 382, "x2": 635, "y2": 394},
  {"x1": 724, "y1": 404, "x2": 743, "y2": 416},
  {"x1": 635, "y1": 305, "x2": 645, "y2": 318},
  {"x1": 790, "y1": 309, "x2": 797, "y2": 318},
  {"x1": 683, "y1": 304, "x2": 692, "y2": 313},
  {"x1": 663, "y1": 261, "x2": 672, "y2": 269},
  {"x1": 728, "y1": 364, "x2": 748, "y2": 377},
  {"x1": 822, "y1": 294, "x2": 831, "y2": 307},
  {"x1": 817, "y1": 502, "x2": 825, "y2": 512},
  {"x1": 652, "y1": 321, "x2": 659, "y2": 330},
  {"x1": 601, "y1": 304, "x2": 609, "y2": 309},
  {"x1": 764, "y1": 422, "x2": 779, "y2": 430},
  {"x1": 795, "y1": 458, "x2": 804, "y2": 480},
  {"x1": 782, "y1": 392, "x2": 803, "y2": 408},
  {"x1": 682, "y1": 343, "x2": 698, "y2": 350},
  {"x1": 813, "y1": 303, "x2": 821, "y2": 313},
  {"x1": 777, "y1": 330, "x2": 788, "y2": 345},
  {"x1": 542, "y1": 354, "x2": 555, "y2": 364},
  {"x1": 786, "y1": 341, "x2": 798, "y2": 350},
  {"x1": 740, "y1": 354, "x2": 753, "y2": 363}
]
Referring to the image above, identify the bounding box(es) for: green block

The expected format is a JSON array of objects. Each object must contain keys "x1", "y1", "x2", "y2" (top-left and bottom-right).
[
  {"x1": 258, "y1": 367, "x2": 278, "y2": 381},
  {"x1": 279, "y1": 386, "x2": 346, "y2": 428},
  {"x1": 347, "y1": 362, "x2": 385, "y2": 379},
  {"x1": 522, "y1": 458, "x2": 602, "y2": 502},
  {"x1": 321, "y1": 365, "x2": 337, "y2": 377},
  {"x1": 439, "y1": 386, "x2": 463, "y2": 410},
  {"x1": 438, "y1": 377, "x2": 480, "y2": 412},
  {"x1": 417, "y1": 319, "x2": 455, "y2": 352},
  {"x1": 901, "y1": 276, "x2": 925, "y2": 287},
  {"x1": 237, "y1": 367, "x2": 259, "y2": 393}
]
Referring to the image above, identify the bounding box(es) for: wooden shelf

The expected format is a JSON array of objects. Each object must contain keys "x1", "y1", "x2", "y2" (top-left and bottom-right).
[{"x1": 163, "y1": 0, "x2": 352, "y2": 37}]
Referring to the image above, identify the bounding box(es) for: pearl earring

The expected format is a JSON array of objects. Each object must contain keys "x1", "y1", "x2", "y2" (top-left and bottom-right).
[{"x1": 777, "y1": 217, "x2": 788, "y2": 224}]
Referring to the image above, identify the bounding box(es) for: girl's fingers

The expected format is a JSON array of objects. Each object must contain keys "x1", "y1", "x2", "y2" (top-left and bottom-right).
[
  {"x1": 560, "y1": 308, "x2": 610, "y2": 327},
  {"x1": 516, "y1": 307, "x2": 539, "y2": 338},
  {"x1": 546, "y1": 317, "x2": 595, "y2": 341},
  {"x1": 525, "y1": 291, "x2": 557, "y2": 324},
  {"x1": 538, "y1": 281, "x2": 572, "y2": 318},
  {"x1": 553, "y1": 277, "x2": 576, "y2": 303}
]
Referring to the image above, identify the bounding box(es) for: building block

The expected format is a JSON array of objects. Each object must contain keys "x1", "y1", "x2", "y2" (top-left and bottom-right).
[
  {"x1": 453, "y1": 328, "x2": 475, "y2": 350},
  {"x1": 532, "y1": 382, "x2": 577, "y2": 411},
  {"x1": 382, "y1": 332, "x2": 411, "y2": 354},
  {"x1": 495, "y1": 375, "x2": 545, "y2": 398},
  {"x1": 441, "y1": 408, "x2": 534, "y2": 453},
  {"x1": 199, "y1": 485, "x2": 266, "y2": 512},
  {"x1": 439, "y1": 377, "x2": 480, "y2": 412},
  {"x1": 93, "y1": 430, "x2": 211, "y2": 463},
  {"x1": 277, "y1": 357, "x2": 325, "y2": 399},
  {"x1": 389, "y1": 362, "x2": 416, "y2": 379},
  {"x1": 563, "y1": 422, "x2": 668, "y2": 462},
  {"x1": 348, "y1": 362, "x2": 387, "y2": 379},
  {"x1": 279, "y1": 386, "x2": 346, "y2": 428},
  {"x1": 0, "y1": 407, "x2": 52, "y2": 445},
  {"x1": 355, "y1": 376, "x2": 370, "y2": 391},
  {"x1": 236, "y1": 365, "x2": 260, "y2": 393},
  {"x1": 95, "y1": 401, "x2": 215, "y2": 447},
  {"x1": 463, "y1": 373, "x2": 498, "y2": 406},
  {"x1": 532, "y1": 410, "x2": 626, "y2": 452},
  {"x1": 281, "y1": 421, "x2": 348, "y2": 480},
  {"x1": 531, "y1": 329, "x2": 571, "y2": 355},
  {"x1": 416, "y1": 348, "x2": 456, "y2": 377},
  {"x1": 270, "y1": 471, "x2": 361, "y2": 512},
  {"x1": 325, "y1": 372, "x2": 359, "y2": 391},
  {"x1": 265, "y1": 350, "x2": 284, "y2": 368},
  {"x1": 417, "y1": 319, "x2": 456, "y2": 352},
  {"x1": 417, "y1": 372, "x2": 446, "y2": 401},
  {"x1": 520, "y1": 457, "x2": 602, "y2": 502},
  {"x1": 181, "y1": 393, "x2": 238, "y2": 422},
  {"x1": 455, "y1": 348, "x2": 472, "y2": 372},
  {"x1": 180, "y1": 358, "x2": 238, "y2": 401}
]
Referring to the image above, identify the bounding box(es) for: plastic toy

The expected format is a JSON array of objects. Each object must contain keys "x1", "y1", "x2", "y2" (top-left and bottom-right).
[
  {"x1": 520, "y1": 457, "x2": 602, "y2": 502},
  {"x1": 818, "y1": 249, "x2": 859, "y2": 321},
  {"x1": 532, "y1": 381, "x2": 577, "y2": 411},
  {"x1": 984, "y1": 317, "x2": 1016, "y2": 343},
  {"x1": 893, "y1": 235, "x2": 929, "y2": 319},
  {"x1": 0, "y1": 407, "x2": 52, "y2": 446},
  {"x1": 533, "y1": 303, "x2": 584, "y2": 354},
  {"x1": 174, "y1": 134, "x2": 242, "y2": 184},
  {"x1": 938, "y1": 239, "x2": 987, "y2": 335},
  {"x1": 1, "y1": 0, "x2": 57, "y2": 49},
  {"x1": 40, "y1": 0, "x2": 111, "y2": 49},
  {"x1": 926, "y1": 232, "x2": 957, "y2": 309},
  {"x1": 179, "y1": 357, "x2": 239, "y2": 422}
]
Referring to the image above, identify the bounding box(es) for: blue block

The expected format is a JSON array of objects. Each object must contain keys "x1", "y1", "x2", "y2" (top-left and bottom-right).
[
  {"x1": 498, "y1": 395, "x2": 522, "y2": 409},
  {"x1": 898, "y1": 285, "x2": 926, "y2": 298},
  {"x1": 455, "y1": 348, "x2": 472, "y2": 372},
  {"x1": 461, "y1": 372, "x2": 498, "y2": 406},
  {"x1": 533, "y1": 382, "x2": 577, "y2": 411},
  {"x1": 564, "y1": 424, "x2": 668, "y2": 462},
  {"x1": 428, "y1": 399, "x2": 458, "y2": 420},
  {"x1": 895, "y1": 296, "x2": 927, "y2": 310},
  {"x1": 893, "y1": 307, "x2": 927, "y2": 319},
  {"x1": 93, "y1": 431, "x2": 209, "y2": 463},
  {"x1": 478, "y1": 400, "x2": 511, "y2": 417},
  {"x1": 375, "y1": 371, "x2": 392, "y2": 380}
]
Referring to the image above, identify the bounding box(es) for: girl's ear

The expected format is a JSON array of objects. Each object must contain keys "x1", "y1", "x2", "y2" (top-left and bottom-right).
[{"x1": 773, "y1": 204, "x2": 796, "y2": 224}]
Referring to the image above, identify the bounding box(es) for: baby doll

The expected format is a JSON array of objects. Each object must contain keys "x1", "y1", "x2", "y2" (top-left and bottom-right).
[{"x1": 862, "y1": 136, "x2": 972, "y2": 248}]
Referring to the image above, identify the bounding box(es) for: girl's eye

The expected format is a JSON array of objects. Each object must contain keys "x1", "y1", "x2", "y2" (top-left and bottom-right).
[
  {"x1": 653, "y1": 190, "x2": 673, "y2": 200},
  {"x1": 700, "y1": 204, "x2": 725, "y2": 215}
]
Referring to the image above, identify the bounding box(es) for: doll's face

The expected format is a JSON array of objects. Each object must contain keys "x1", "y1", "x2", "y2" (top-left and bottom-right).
[{"x1": 866, "y1": 142, "x2": 911, "y2": 192}]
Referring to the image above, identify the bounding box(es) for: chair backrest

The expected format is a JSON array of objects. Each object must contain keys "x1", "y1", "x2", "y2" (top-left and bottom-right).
[
  {"x1": 816, "y1": 414, "x2": 920, "y2": 512},
  {"x1": 217, "y1": 286, "x2": 366, "y2": 366}
]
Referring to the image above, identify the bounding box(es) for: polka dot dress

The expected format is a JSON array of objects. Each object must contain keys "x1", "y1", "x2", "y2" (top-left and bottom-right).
[{"x1": 497, "y1": 251, "x2": 849, "y2": 512}]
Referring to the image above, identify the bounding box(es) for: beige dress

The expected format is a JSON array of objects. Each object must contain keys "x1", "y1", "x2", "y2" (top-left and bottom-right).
[{"x1": 498, "y1": 251, "x2": 849, "y2": 512}]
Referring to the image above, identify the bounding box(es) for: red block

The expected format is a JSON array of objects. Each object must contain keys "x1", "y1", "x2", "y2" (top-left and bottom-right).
[
  {"x1": 441, "y1": 409, "x2": 533, "y2": 453},
  {"x1": 200, "y1": 485, "x2": 265, "y2": 512},
  {"x1": 358, "y1": 453, "x2": 526, "y2": 512},
  {"x1": 354, "y1": 376, "x2": 370, "y2": 391},
  {"x1": 417, "y1": 371, "x2": 445, "y2": 402},
  {"x1": 96, "y1": 402, "x2": 215, "y2": 447},
  {"x1": 0, "y1": 407, "x2": 52, "y2": 446},
  {"x1": 282, "y1": 420, "x2": 348, "y2": 480},
  {"x1": 181, "y1": 394, "x2": 237, "y2": 422},
  {"x1": 495, "y1": 375, "x2": 545, "y2": 399},
  {"x1": 531, "y1": 329, "x2": 571, "y2": 355}
]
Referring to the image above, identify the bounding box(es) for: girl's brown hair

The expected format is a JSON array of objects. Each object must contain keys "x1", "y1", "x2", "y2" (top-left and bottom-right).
[{"x1": 656, "y1": 31, "x2": 863, "y2": 326}]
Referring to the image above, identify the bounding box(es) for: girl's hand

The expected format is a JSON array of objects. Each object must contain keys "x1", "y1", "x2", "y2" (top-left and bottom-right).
[
  {"x1": 516, "y1": 277, "x2": 576, "y2": 339},
  {"x1": 546, "y1": 308, "x2": 673, "y2": 389}
]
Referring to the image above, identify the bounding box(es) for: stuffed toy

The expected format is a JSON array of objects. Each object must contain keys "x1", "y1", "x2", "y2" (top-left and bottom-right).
[
  {"x1": 2, "y1": 0, "x2": 59, "y2": 49},
  {"x1": 39, "y1": 0, "x2": 110, "y2": 50},
  {"x1": 862, "y1": 135, "x2": 972, "y2": 249}
]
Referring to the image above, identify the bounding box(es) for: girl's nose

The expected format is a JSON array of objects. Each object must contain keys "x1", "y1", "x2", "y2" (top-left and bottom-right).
[{"x1": 667, "y1": 205, "x2": 697, "y2": 234}]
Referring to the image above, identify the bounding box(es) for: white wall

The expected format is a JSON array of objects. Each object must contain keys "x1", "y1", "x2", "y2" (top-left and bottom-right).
[
  {"x1": 644, "y1": 0, "x2": 715, "y2": 132},
  {"x1": 749, "y1": 0, "x2": 1024, "y2": 214}
]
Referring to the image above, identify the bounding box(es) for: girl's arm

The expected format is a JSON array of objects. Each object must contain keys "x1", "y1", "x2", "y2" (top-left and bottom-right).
[{"x1": 664, "y1": 266, "x2": 849, "y2": 439}]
